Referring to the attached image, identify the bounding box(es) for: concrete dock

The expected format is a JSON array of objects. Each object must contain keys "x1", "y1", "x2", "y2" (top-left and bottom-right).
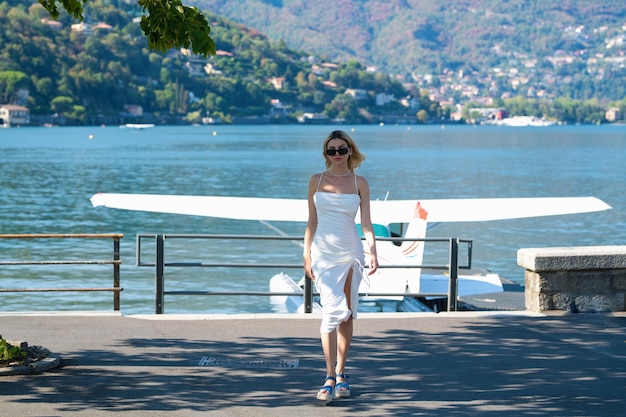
[{"x1": 1, "y1": 311, "x2": 625, "y2": 416}]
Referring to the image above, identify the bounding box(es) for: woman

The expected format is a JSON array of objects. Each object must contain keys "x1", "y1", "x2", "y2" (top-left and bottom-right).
[{"x1": 303, "y1": 130, "x2": 379, "y2": 402}]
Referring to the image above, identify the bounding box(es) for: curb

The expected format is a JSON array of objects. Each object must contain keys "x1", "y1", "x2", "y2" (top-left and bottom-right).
[{"x1": 0, "y1": 349, "x2": 61, "y2": 376}]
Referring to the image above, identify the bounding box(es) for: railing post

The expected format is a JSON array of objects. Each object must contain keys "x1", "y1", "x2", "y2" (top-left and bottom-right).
[
  {"x1": 447, "y1": 238, "x2": 459, "y2": 312},
  {"x1": 304, "y1": 273, "x2": 313, "y2": 313},
  {"x1": 113, "y1": 237, "x2": 121, "y2": 311},
  {"x1": 155, "y1": 234, "x2": 165, "y2": 314}
]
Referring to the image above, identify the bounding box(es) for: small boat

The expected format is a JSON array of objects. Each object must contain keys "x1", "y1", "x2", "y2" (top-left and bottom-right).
[
  {"x1": 121, "y1": 123, "x2": 155, "y2": 129},
  {"x1": 494, "y1": 116, "x2": 555, "y2": 127}
]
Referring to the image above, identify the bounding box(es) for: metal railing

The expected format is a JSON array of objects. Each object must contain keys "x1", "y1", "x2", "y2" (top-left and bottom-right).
[
  {"x1": 137, "y1": 233, "x2": 472, "y2": 314},
  {"x1": 0, "y1": 234, "x2": 124, "y2": 311}
]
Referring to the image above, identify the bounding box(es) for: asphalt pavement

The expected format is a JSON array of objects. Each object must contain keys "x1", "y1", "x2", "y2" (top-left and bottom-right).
[{"x1": 1, "y1": 310, "x2": 625, "y2": 416}]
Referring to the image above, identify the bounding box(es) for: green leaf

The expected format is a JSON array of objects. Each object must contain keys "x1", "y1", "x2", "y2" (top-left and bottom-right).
[
  {"x1": 40, "y1": 0, "x2": 216, "y2": 56},
  {"x1": 136, "y1": 0, "x2": 215, "y2": 56}
]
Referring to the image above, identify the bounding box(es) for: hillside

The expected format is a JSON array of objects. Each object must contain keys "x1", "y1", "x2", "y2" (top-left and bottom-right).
[
  {"x1": 1, "y1": 0, "x2": 446, "y2": 125},
  {"x1": 0, "y1": 0, "x2": 621, "y2": 126},
  {"x1": 190, "y1": 0, "x2": 626, "y2": 101}
]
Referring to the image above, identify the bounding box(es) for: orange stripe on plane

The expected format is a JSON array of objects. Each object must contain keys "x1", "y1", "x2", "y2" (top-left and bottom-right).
[
  {"x1": 401, "y1": 241, "x2": 423, "y2": 257},
  {"x1": 416, "y1": 202, "x2": 428, "y2": 220}
]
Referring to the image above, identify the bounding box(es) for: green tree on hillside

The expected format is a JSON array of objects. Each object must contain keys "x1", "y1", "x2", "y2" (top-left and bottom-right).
[{"x1": 0, "y1": 71, "x2": 29, "y2": 103}]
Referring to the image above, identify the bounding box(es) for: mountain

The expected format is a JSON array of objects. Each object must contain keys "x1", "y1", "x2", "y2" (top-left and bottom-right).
[
  {"x1": 1, "y1": 0, "x2": 447, "y2": 125},
  {"x1": 0, "y1": 0, "x2": 622, "y2": 126},
  {"x1": 189, "y1": 0, "x2": 626, "y2": 101}
]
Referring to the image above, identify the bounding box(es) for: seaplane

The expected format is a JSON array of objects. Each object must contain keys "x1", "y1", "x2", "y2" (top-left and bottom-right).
[{"x1": 89, "y1": 193, "x2": 611, "y2": 313}]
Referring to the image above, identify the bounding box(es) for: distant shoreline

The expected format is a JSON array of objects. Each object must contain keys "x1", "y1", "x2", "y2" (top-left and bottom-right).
[{"x1": 5, "y1": 120, "x2": 625, "y2": 129}]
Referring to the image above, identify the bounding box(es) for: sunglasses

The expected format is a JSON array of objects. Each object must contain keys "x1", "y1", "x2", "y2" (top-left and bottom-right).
[{"x1": 326, "y1": 147, "x2": 350, "y2": 156}]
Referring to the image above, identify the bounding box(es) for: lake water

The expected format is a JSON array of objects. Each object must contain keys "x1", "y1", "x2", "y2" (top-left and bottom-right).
[{"x1": 1, "y1": 124, "x2": 624, "y2": 314}]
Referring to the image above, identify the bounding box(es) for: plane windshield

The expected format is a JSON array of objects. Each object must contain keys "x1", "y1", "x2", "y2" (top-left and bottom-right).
[{"x1": 356, "y1": 224, "x2": 390, "y2": 237}]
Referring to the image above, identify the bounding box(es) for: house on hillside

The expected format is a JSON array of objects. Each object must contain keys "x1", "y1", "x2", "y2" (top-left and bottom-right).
[
  {"x1": 0, "y1": 104, "x2": 30, "y2": 127},
  {"x1": 92, "y1": 22, "x2": 113, "y2": 32},
  {"x1": 321, "y1": 63, "x2": 339, "y2": 70},
  {"x1": 184, "y1": 61, "x2": 206, "y2": 77},
  {"x1": 268, "y1": 77, "x2": 285, "y2": 90},
  {"x1": 41, "y1": 18, "x2": 63, "y2": 29},
  {"x1": 605, "y1": 107, "x2": 622, "y2": 122},
  {"x1": 70, "y1": 22, "x2": 112, "y2": 36},
  {"x1": 70, "y1": 22, "x2": 93, "y2": 35},
  {"x1": 297, "y1": 112, "x2": 329, "y2": 124},
  {"x1": 491, "y1": 109, "x2": 509, "y2": 121},
  {"x1": 345, "y1": 89, "x2": 368, "y2": 101},
  {"x1": 376, "y1": 92, "x2": 395, "y2": 106},
  {"x1": 399, "y1": 96, "x2": 421, "y2": 110}
]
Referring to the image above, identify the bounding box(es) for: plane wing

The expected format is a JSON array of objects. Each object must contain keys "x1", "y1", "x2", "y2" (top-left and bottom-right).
[
  {"x1": 90, "y1": 193, "x2": 611, "y2": 223},
  {"x1": 371, "y1": 196, "x2": 612, "y2": 223},
  {"x1": 90, "y1": 193, "x2": 308, "y2": 221}
]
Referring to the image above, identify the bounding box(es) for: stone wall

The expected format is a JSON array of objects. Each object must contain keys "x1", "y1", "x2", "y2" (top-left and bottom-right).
[{"x1": 517, "y1": 246, "x2": 626, "y2": 313}]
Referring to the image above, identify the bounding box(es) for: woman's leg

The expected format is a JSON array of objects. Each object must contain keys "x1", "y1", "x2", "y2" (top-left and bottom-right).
[
  {"x1": 318, "y1": 329, "x2": 337, "y2": 400},
  {"x1": 336, "y1": 269, "x2": 353, "y2": 389},
  {"x1": 320, "y1": 330, "x2": 337, "y2": 379},
  {"x1": 318, "y1": 267, "x2": 354, "y2": 398}
]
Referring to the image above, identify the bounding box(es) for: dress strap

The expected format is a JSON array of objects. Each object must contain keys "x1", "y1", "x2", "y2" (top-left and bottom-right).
[
  {"x1": 316, "y1": 172, "x2": 324, "y2": 192},
  {"x1": 354, "y1": 172, "x2": 359, "y2": 194}
]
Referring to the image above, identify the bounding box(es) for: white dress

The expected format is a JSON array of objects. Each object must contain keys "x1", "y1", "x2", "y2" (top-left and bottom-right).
[{"x1": 311, "y1": 173, "x2": 365, "y2": 333}]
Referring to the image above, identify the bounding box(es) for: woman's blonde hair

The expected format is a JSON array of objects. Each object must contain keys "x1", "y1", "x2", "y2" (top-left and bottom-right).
[{"x1": 322, "y1": 130, "x2": 366, "y2": 170}]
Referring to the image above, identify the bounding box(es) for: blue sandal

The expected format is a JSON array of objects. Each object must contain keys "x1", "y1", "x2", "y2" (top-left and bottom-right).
[
  {"x1": 335, "y1": 373, "x2": 350, "y2": 398},
  {"x1": 316, "y1": 376, "x2": 336, "y2": 402}
]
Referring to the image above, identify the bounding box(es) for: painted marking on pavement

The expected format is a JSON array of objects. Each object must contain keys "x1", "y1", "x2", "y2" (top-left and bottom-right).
[{"x1": 198, "y1": 356, "x2": 299, "y2": 369}]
